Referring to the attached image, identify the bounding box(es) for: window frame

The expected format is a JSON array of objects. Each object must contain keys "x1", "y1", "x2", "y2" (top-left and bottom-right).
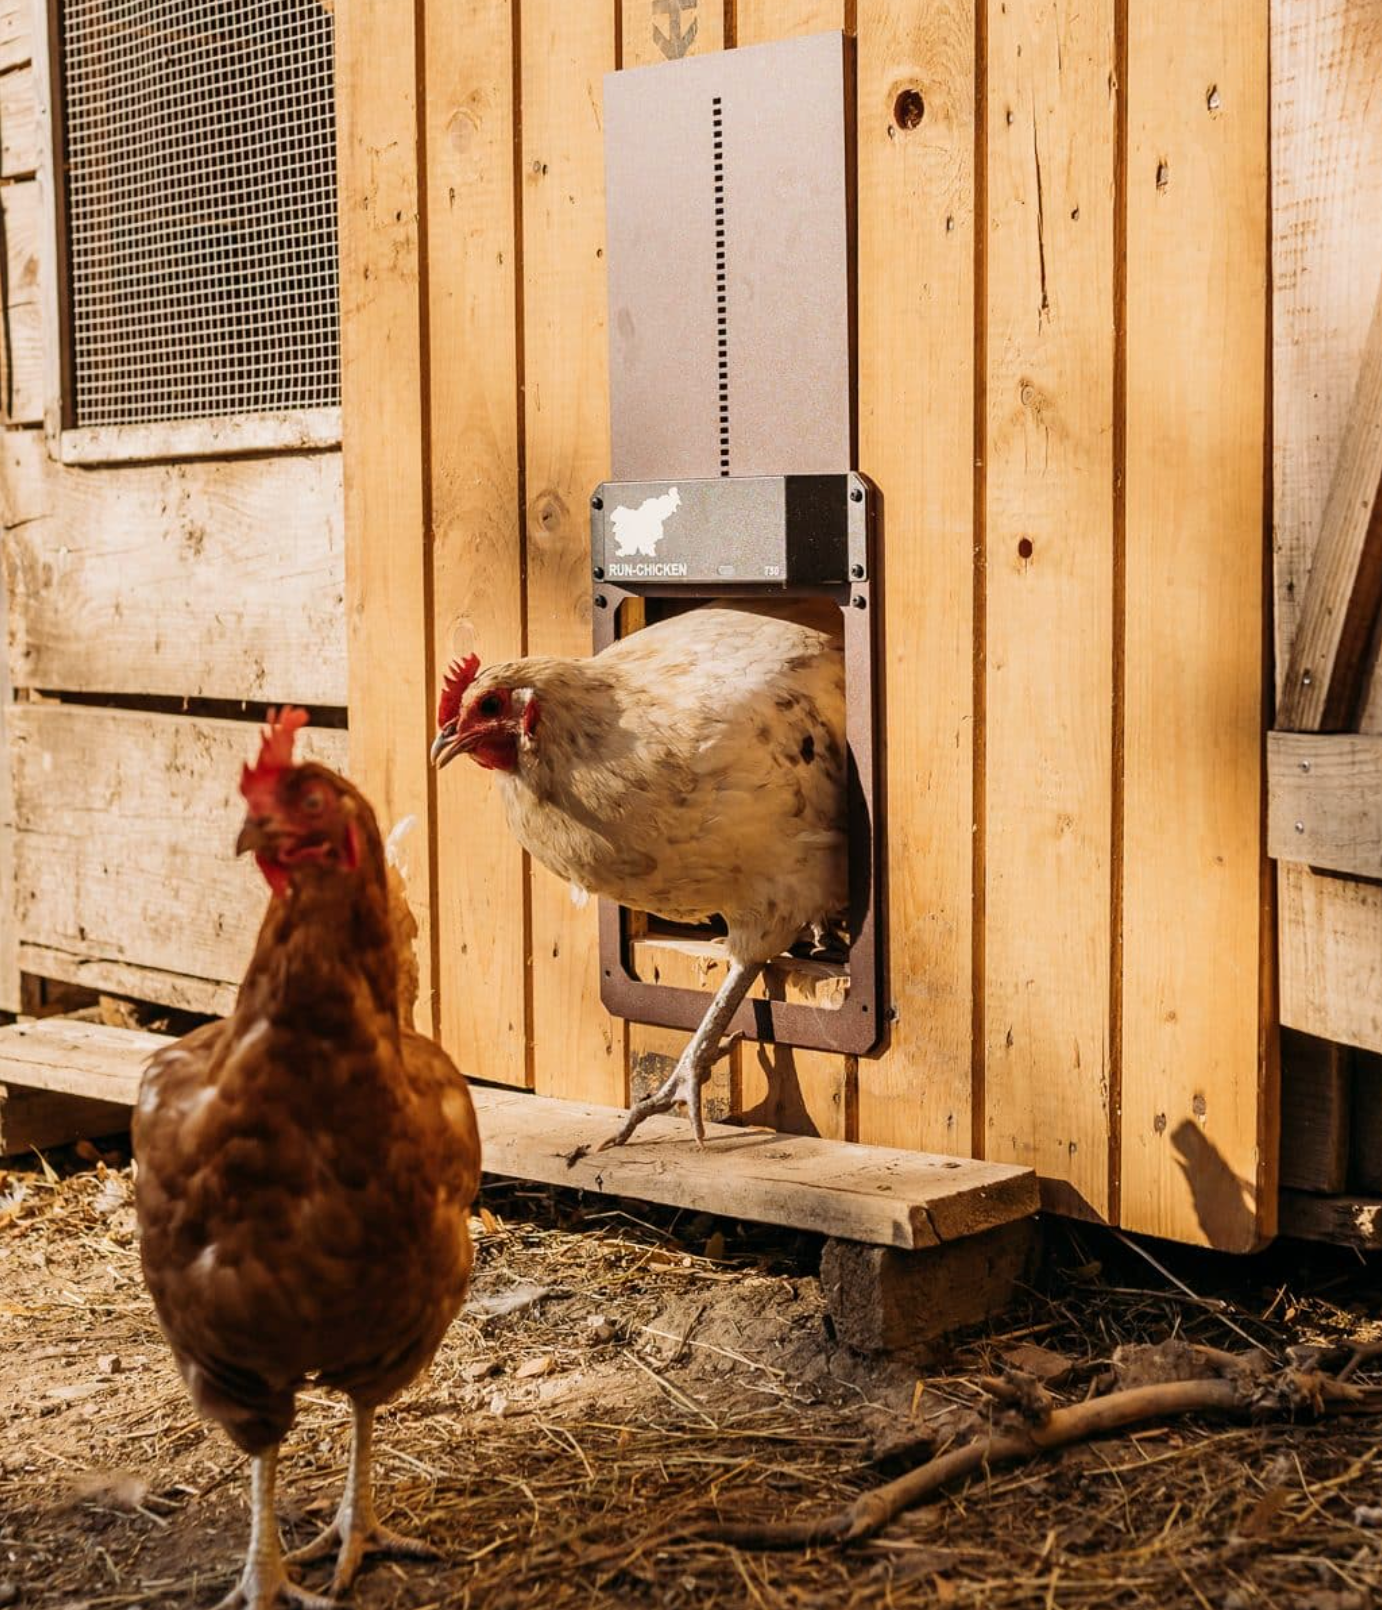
[{"x1": 32, "y1": 0, "x2": 342, "y2": 467}]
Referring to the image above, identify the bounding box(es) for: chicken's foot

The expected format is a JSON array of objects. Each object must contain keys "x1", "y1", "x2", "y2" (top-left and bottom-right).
[
  {"x1": 599, "y1": 958, "x2": 762, "y2": 1150},
  {"x1": 213, "y1": 1448, "x2": 335, "y2": 1610},
  {"x1": 287, "y1": 1402, "x2": 438, "y2": 1596}
]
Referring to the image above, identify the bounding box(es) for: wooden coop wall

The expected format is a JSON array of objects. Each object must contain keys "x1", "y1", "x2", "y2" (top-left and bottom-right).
[
  {"x1": 340, "y1": 0, "x2": 1272, "y2": 1250},
  {"x1": 1271, "y1": 0, "x2": 1382, "y2": 1059},
  {"x1": 0, "y1": 0, "x2": 347, "y2": 1019}
]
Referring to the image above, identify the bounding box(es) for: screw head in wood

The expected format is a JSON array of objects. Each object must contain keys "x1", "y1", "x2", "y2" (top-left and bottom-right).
[
  {"x1": 1301, "y1": 669, "x2": 1313, "y2": 686},
  {"x1": 1300, "y1": 760, "x2": 1310, "y2": 773},
  {"x1": 1295, "y1": 821, "x2": 1305, "y2": 833}
]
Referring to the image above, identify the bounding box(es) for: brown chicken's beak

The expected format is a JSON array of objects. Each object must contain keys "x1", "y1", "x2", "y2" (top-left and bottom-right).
[{"x1": 235, "y1": 814, "x2": 274, "y2": 856}]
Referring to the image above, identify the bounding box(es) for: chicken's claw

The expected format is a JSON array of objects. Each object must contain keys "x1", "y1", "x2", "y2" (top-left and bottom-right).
[
  {"x1": 211, "y1": 1564, "x2": 336, "y2": 1610},
  {"x1": 288, "y1": 1517, "x2": 439, "y2": 1597}
]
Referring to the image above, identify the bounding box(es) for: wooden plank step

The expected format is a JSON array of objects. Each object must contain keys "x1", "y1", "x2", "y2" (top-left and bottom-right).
[{"x1": 0, "y1": 1020, "x2": 1037, "y2": 1249}]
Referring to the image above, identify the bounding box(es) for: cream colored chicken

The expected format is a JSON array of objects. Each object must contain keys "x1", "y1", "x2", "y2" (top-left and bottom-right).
[{"x1": 430, "y1": 599, "x2": 847, "y2": 1148}]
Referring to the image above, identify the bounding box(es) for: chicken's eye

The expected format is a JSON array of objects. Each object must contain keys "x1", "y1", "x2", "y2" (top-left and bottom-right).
[
  {"x1": 301, "y1": 790, "x2": 325, "y2": 815},
  {"x1": 478, "y1": 693, "x2": 505, "y2": 718}
]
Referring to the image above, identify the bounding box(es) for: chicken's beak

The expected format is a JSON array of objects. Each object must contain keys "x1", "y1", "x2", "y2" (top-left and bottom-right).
[
  {"x1": 430, "y1": 723, "x2": 469, "y2": 770},
  {"x1": 235, "y1": 814, "x2": 274, "y2": 856}
]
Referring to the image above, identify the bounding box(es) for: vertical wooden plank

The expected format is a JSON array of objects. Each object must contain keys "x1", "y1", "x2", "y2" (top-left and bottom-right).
[
  {"x1": 728, "y1": 0, "x2": 851, "y2": 1140},
  {"x1": 981, "y1": 0, "x2": 1115, "y2": 1220},
  {"x1": 335, "y1": 0, "x2": 438, "y2": 1030},
  {"x1": 521, "y1": 0, "x2": 624, "y2": 1103},
  {"x1": 0, "y1": 529, "x2": 16, "y2": 1013},
  {"x1": 1122, "y1": 2, "x2": 1269, "y2": 1248},
  {"x1": 1271, "y1": 2, "x2": 1382, "y2": 697},
  {"x1": 855, "y1": 0, "x2": 976, "y2": 1154},
  {"x1": 425, "y1": 3, "x2": 528, "y2": 1085},
  {"x1": 737, "y1": 0, "x2": 845, "y2": 35},
  {"x1": 0, "y1": 181, "x2": 44, "y2": 424},
  {"x1": 616, "y1": 2, "x2": 739, "y2": 1121}
]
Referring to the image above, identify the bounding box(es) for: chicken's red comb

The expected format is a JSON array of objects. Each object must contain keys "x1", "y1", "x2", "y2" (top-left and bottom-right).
[
  {"x1": 239, "y1": 706, "x2": 310, "y2": 805},
  {"x1": 438, "y1": 654, "x2": 481, "y2": 728}
]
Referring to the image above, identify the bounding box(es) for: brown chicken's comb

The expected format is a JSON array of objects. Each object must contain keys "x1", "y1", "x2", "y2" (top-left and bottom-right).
[
  {"x1": 239, "y1": 706, "x2": 310, "y2": 806},
  {"x1": 438, "y1": 654, "x2": 481, "y2": 728}
]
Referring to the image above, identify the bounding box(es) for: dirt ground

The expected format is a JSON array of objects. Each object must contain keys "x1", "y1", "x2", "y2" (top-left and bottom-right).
[{"x1": 4, "y1": 1143, "x2": 1382, "y2": 1610}]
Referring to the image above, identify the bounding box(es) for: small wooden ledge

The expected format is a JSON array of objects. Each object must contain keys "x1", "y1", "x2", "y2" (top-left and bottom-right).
[{"x1": 0, "y1": 1019, "x2": 1037, "y2": 1249}]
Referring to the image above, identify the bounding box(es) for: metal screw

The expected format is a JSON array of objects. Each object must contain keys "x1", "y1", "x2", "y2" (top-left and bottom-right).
[
  {"x1": 591, "y1": 493, "x2": 604, "y2": 510},
  {"x1": 849, "y1": 485, "x2": 864, "y2": 503},
  {"x1": 1295, "y1": 820, "x2": 1305, "y2": 834},
  {"x1": 1301, "y1": 669, "x2": 1313, "y2": 687},
  {"x1": 850, "y1": 563, "x2": 865, "y2": 580},
  {"x1": 851, "y1": 594, "x2": 867, "y2": 610},
  {"x1": 885, "y1": 1004, "x2": 900, "y2": 1023},
  {"x1": 594, "y1": 594, "x2": 608, "y2": 609},
  {"x1": 1300, "y1": 760, "x2": 1310, "y2": 773},
  {"x1": 593, "y1": 565, "x2": 605, "y2": 580}
]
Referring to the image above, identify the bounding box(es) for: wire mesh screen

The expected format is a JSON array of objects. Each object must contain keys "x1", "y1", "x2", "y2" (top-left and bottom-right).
[{"x1": 60, "y1": 0, "x2": 339, "y2": 429}]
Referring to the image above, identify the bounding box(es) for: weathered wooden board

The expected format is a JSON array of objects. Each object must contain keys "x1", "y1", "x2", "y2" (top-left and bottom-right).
[
  {"x1": 520, "y1": 0, "x2": 624, "y2": 1105},
  {"x1": 0, "y1": 1017, "x2": 165, "y2": 1103},
  {"x1": 1280, "y1": 868, "x2": 1382, "y2": 1058},
  {"x1": 1275, "y1": 277, "x2": 1382, "y2": 734},
  {"x1": 482, "y1": 1085, "x2": 1037, "y2": 1249},
  {"x1": 1279, "y1": 1028, "x2": 1351, "y2": 1195},
  {"x1": 1122, "y1": 0, "x2": 1270, "y2": 1249},
  {"x1": 424, "y1": 3, "x2": 528, "y2": 1088},
  {"x1": 1, "y1": 178, "x2": 44, "y2": 423},
  {"x1": 1279, "y1": 1191, "x2": 1382, "y2": 1251},
  {"x1": 982, "y1": 0, "x2": 1115, "y2": 1222},
  {"x1": 2, "y1": 431, "x2": 345, "y2": 704},
  {"x1": 0, "y1": 0, "x2": 30, "y2": 72},
  {"x1": 0, "y1": 62, "x2": 36, "y2": 177},
  {"x1": 55, "y1": 411, "x2": 343, "y2": 466},
  {"x1": 1272, "y1": 2, "x2": 1382, "y2": 691},
  {"x1": 9, "y1": 706, "x2": 347, "y2": 1004},
  {"x1": 0, "y1": 1084, "x2": 131, "y2": 1157},
  {"x1": 855, "y1": 0, "x2": 977, "y2": 1155},
  {"x1": 335, "y1": 0, "x2": 437, "y2": 1033},
  {"x1": 0, "y1": 1015, "x2": 1038, "y2": 1247},
  {"x1": 14, "y1": 945, "x2": 237, "y2": 1017},
  {"x1": 1273, "y1": 0, "x2": 1382, "y2": 1056},
  {"x1": 1268, "y1": 732, "x2": 1382, "y2": 879},
  {"x1": 0, "y1": 546, "x2": 14, "y2": 1012}
]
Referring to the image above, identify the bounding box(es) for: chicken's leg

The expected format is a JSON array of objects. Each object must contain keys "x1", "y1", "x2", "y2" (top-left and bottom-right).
[
  {"x1": 599, "y1": 958, "x2": 762, "y2": 1150},
  {"x1": 214, "y1": 1447, "x2": 334, "y2": 1610},
  {"x1": 286, "y1": 1402, "x2": 438, "y2": 1596}
]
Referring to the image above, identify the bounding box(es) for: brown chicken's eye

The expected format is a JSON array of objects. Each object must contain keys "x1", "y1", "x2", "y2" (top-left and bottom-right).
[
  {"x1": 301, "y1": 789, "x2": 325, "y2": 814},
  {"x1": 478, "y1": 693, "x2": 505, "y2": 718}
]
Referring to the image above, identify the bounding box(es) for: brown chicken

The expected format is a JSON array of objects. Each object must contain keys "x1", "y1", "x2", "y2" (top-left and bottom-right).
[
  {"x1": 430, "y1": 600, "x2": 847, "y2": 1150},
  {"x1": 134, "y1": 710, "x2": 480, "y2": 1609}
]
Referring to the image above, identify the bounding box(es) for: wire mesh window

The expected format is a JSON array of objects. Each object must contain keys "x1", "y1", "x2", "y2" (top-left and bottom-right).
[{"x1": 59, "y1": 0, "x2": 339, "y2": 430}]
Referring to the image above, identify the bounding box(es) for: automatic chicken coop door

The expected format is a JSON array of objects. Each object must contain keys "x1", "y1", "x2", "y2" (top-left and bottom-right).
[{"x1": 593, "y1": 31, "x2": 881, "y2": 1057}]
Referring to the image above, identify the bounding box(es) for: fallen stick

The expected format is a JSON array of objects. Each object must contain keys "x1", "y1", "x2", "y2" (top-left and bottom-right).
[{"x1": 706, "y1": 1368, "x2": 1375, "y2": 1551}]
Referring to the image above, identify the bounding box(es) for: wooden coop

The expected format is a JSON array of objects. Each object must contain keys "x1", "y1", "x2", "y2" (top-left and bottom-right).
[{"x1": 0, "y1": 0, "x2": 1379, "y2": 1259}]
